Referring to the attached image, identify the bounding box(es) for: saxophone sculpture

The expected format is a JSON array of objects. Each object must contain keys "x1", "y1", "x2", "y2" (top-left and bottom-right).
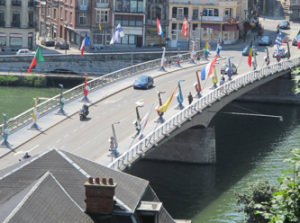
[
  {"x1": 176, "y1": 79, "x2": 185, "y2": 109},
  {"x1": 194, "y1": 70, "x2": 202, "y2": 98}
]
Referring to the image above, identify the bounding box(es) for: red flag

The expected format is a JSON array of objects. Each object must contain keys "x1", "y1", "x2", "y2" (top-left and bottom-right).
[
  {"x1": 181, "y1": 17, "x2": 189, "y2": 38},
  {"x1": 83, "y1": 73, "x2": 88, "y2": 96}
]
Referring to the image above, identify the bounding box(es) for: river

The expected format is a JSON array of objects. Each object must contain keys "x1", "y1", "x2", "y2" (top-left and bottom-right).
[
  {"x1": 1, "y1": 86, "x2": 298, "y2": 222},
  {"x1": 126, "y1": 102, "x2": 298, "y2": 222}
]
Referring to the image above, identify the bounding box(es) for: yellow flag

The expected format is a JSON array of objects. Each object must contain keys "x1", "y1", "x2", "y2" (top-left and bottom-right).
[
  {"x1": 99, "y1": 22, "x2": 102, "y2": 31},
  {"x1": 156, "y1": 87, "x2": 177, "y2": 113}
]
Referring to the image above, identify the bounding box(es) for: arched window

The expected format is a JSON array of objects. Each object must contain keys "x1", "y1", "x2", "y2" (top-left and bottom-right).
[{"x1": 152, "y1": 6, "x2": 161, "y2": 20}]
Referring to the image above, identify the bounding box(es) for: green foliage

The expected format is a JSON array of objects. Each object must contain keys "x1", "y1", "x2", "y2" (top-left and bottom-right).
[
  {"x1": 236, "y1": 150, "x2": 300, "y2": 223},
  {"x1": 292, "y1": 67, "x2": 300, "y2": 94},
  {"x1": 23, "y1": 74, "x2": 45, "y2": 87},
  {"x1": 0, "y1": 74, "x2": 19, "y2": 86}
]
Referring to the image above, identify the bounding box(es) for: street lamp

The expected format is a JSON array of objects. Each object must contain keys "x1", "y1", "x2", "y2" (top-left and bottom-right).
[
  {"x1": 188, "y1": 18, "x2": 191, "y2": 51},
  {"x1": 244, "y1": 10, "x2": 247, "y2": 43},
  {"x1": 200, "y1": 12, "x2": 203, "y2": 50},
  {"x1": 64, "y1": 21, "x2": 68, "y2": 54}
]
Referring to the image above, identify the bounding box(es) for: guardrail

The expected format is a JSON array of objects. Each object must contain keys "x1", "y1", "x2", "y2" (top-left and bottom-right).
[
  {"x1": 0, "y1": 50, "x2": 204, "y2": 138},
  {"x1": 108, "y1": 58, "x2": 300, "y2": 170}
]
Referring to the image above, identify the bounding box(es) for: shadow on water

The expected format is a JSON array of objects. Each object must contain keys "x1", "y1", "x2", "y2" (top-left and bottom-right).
[{"x1": 125, "y1": 101, "x2": 300, "y2": 220}]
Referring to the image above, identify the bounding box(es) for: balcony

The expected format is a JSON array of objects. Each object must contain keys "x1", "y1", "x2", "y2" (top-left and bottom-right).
[
  {"x1": 96, "y1": 2, "x2": 109, "y2": 8},
  {"x1": 172, "y1": 14, "x2": 189, "y2": 20},
  {"x1": 0, "y1": 21, "x2": 4, "y2": 27},
  {"x1": 11, "y1": 1, "x2": 22, "y2": 6},
  {"x1": 114, "y1": 6, "x2": 144, "y2": 13},
  {"x1": 191, "y1": 16, "x2": 241, "y2": 23},
  {"x1": 219, "y1": 0, "x2": 238, "y2": 7},
  {"x1": 0, "y1": 0, "x2": 5, "y2": 6},
  {"x1": 76, "y1": 5, "x2": 89, "y2": 12},
  {"x1": 28, "y1": 1, "x2": 35, "y2": 7},
  {"x1": 11, "y1": 21, "x2": 21, "y2": 27}
]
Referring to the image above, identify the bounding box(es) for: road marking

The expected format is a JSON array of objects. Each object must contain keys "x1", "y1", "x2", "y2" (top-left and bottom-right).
[
  {"x1": 64, "y1": 135, "x2": 69, "y2": 138},
  {"x1": 71, "y1": 147, "x2": 81, "y2": 153},
  {"x1": 56, "y1": 139, "x2": 61, "y2": 143},
  {"x1": 104, "y1": 97, "x2": 123, "y2": 104},
  {"x1": 81, "y1": 124, "x2": 85, "y2": 128},
  {"x1": 96, "y1": 116, "x2": 100, "y2": 119},
  {"x1": 14, "y1": 145, "x2": 40, "y2": 156},
  {"x1": 135, "y1": 99, "x2": 144, "y2": 105},
  {"x1": 72, "y1": 129, "x2": 77, "y2": 132}
]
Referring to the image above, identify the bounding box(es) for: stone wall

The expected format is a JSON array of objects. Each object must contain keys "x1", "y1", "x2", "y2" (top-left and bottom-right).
[{"x1": 0, "y1": 52, "x2": 179, "y2": 76}]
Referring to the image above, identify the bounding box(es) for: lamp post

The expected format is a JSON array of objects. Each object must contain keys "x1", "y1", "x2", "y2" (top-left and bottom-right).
[
  {"x1": 56, "y1": 84, "x2": 67, "y2": 115},
  {"x1": 244, "y1": 10, "x2": 247, "y2": 43},
  {"x1": 134, "y1": 105, "x2": 143, "y2": 134},
  {"x1": 188, "y1": 18, "x2": 191, "y2": 51},
  {"x1": 64, "y1": 21, "x2": 68, "y2": 54},
  {"x1": 109, "y1": 121, "x2": 120, "y2": 160},
  {"x1": 200, "y1": 12, "x2": 203, "y2": 50}
]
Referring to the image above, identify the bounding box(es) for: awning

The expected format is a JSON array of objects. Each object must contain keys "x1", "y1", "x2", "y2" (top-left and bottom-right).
[
  {"x1": 201, "y1": 24, "x2": 221, "y2": 31},
  {"x1": 223, "y1": 24, "x2": 238, "y2": 31}
]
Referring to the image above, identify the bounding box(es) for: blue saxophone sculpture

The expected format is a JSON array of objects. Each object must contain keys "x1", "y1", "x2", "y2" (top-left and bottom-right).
[
  {"x1": 176, "y1": 79, "x2": 185, "y2": 109},
  {"x1": 227, "y1": 56, "x2": 233, "y2": 81}
]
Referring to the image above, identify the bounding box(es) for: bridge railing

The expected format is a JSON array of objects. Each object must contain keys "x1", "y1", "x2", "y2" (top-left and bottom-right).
[
  {"x1": 108, "y1": 57, "x2": 300, "y2": 170},
  {"x1": 0, "y1": 50, "x2": 204, "y2": 138}
]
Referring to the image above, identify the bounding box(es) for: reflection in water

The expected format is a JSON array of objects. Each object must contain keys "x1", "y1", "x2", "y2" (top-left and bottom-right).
[{"x1": 126, "y1": 102, "x2": 300, "y2": 222}]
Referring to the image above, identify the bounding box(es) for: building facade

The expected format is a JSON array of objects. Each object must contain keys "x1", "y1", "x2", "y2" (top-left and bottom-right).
[
  {"x1": 0, "y1": 0, "x2": 36, "y2": 49},
  {"x1": 168, "y1": 0, "x2": 247, "y2": 48},
  {"x1": 290, "y1": 0, "x2": 300, "y2": 21}
]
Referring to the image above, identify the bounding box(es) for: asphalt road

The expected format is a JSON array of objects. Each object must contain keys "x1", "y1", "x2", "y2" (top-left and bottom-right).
[{"x1": 0, "y1": 20, "x2": 299, "y2": 170}]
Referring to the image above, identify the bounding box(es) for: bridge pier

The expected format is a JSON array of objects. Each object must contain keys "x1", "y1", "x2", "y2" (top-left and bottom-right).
[{"x1": 145, "y1": 126, "x2": 216, "y2": 164}]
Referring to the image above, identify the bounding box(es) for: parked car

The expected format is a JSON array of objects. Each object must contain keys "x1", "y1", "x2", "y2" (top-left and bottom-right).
[
  {"x1": 242, "y1": 45, "x2": 258, "y2": 56},
  {"x1": 133, "y1": 75, "x2": 154, "y2": 89},
  {"x1": 281, "y1": 39, "x2": 289, "y2": 43},
  {"x1": 273, "y1": 47, "x2": 286, "y2": 58},
  {"x1": 258, "y1": 36, "x2": 272, "y2": 46},
  {"x1": 220, "y1": 63, "x2": 238, "y2": 75},
  {"x1": 16, "y1": 49, "x2": 35, "y2": 56},
  {"x1": 292, "y1": 34, "x2": 300, "y2": 46},
  {"x1": 55, "y1": 41, "x2": 69, "y2": 50},
  {"x1": 278, "y1": 21, "x2": 290, "y2": 29},
  {"x1": 41, "y1": 37, "x2": 55, "y2": 46}
]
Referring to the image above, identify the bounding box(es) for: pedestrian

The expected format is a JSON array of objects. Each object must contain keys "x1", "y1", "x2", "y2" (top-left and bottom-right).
[
  {"x1": 220, "y1": 76, "x2": 225, "y2": 85},
  {"x1": 168, "y1": 56, "x2": 172, "y2": 68},
  {"x1": 188, "y1": 92, "x2": 193, "y2": 105},
  {"x1": 197, "y1": 53, "x2": 200, "y2": 64}
]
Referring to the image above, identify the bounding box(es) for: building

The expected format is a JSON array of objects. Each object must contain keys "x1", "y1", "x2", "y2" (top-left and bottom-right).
[
  {"x1": 0, "y1": 0, "x2": 36, "y2": 49},
  {"x1": 0, "y1": 148, "x2": 191, "y2": 223},
  {"x1": 167, "y1": 0, "x2": 247, "y2": 48},
  {"x1": 290, "y1": 0, "x2": 300, "y2": 21},
  {"x1": 144, "y1": 0, "x2": 168, "y2": 47},
  {"x1": 111, "y1": 0, "x2": 146, "y2": 48}
]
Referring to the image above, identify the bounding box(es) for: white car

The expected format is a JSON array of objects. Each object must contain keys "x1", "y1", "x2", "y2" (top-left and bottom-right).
[{"x1": 16, "y1": 49, "x2": 35, "y2": 56}]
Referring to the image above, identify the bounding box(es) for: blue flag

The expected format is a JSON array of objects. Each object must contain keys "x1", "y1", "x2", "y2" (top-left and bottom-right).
[
  {"x1": 110, "y1": 24, "x2": 125, "y2": 44},
  {"x1": 275, "y1": 32, "x2": 282, "y2": 46}
]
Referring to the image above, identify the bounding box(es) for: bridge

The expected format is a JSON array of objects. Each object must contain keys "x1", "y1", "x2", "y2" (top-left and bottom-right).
[{"x1": 0, "y1": 45, "x2": 299, "y2": 171}]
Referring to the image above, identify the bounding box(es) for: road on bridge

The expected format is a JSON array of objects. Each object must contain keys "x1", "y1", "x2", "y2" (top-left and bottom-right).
[{"x1": 0, "y1": 18, "x2": 299, "y2": 170}]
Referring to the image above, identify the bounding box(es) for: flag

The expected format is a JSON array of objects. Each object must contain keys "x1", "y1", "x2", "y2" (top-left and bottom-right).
[
  {"x1": 211, "y1": 65, "x2": 218, "y2": 84},
  {"x1": 248, "y1": 41, "x2": 253, "y2": 67},
  {"x1": 80, "y1": 33, "x2": 91, "y2": 57},
  {"x1": 110, "y1": 24, "x2": 125, "y2": 44},
  {"x1": 201, "y1": 56, "x2": 218, "y2": 80},
  {"x1": 27, "y1": 47, "x2": 44, "y2": 73},
  {"x1": 204, "y1": 40, "x2": 209, "y2": 56},
  {"x1": 181, "y1": 17, "x2": 189, "y2": 38},
  {"x1": 156, "y1": 87, "x2": 178, "y2": 113},
  {"x1": 99, "y1": 21, "x2": 102, "y2": 31},
  {"x1": 275, "y1": 32, "x2": 282, "y2": 46},
  {"x1": 156, "y1": 18, "x2": 163, "y2": 37},
  {"x1": 138, "y1": 105, "x2": 153, "y2": 138}
]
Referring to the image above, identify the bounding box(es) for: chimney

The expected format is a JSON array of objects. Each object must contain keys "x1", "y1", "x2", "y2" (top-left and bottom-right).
[{"x1": 84, "y1": 177, "x2": 117, "y2": 215}]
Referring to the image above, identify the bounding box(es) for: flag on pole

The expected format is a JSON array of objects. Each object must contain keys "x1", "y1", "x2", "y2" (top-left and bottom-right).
[
  {"x1": 110, "y1": 24, "x2": 125, "y2": 44},
  {"x1": 275, "y1": 32, "x2": 282, "y2": 46},
  {"x1": 138, "y1": 105, "x2": 153, "y2": 138},
  {"x1": 99, "y1": 21, "x2": 102, "y2": 31},
  {"x1": 80, "y1": 33, "x2": 91, "y2": 57},
  {"x1": 248, "y1": 41, "x2": 253, "y2": 67},
  {"x1": 156, "y1": 87, "x2": 178, "y2": 113},
  {"x1": 156, "y1": 18, "x2": 164, "y2": 37},
  {"x1": 181, "y1": 17, "x2": 189, "y2": 38},
  {"x1": 27, "y1": 47, "x2": 45, "y2": 73},
  {"x1": 201, "y1": 56, "x2": 218, "y2": 80}
]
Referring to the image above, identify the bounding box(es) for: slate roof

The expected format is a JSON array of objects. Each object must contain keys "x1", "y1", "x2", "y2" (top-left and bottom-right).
[{"x1": 0, "y1": 149, "x2": 177, "y2": 223}]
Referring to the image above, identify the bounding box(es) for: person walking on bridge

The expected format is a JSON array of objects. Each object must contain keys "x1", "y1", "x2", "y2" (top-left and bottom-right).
[{"x1": 188, "y1": 92, "x2": 193, "y2": 105}]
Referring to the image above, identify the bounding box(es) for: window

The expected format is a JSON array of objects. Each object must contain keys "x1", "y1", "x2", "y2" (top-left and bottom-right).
[
  {"x1": 192, "y1": 8, "x2": 198, "y2": 20},
  {"x1": 172, "y1": 7, "x2": 188, "y2": 19},
  {"x1": 65, "y1": 10, "x2": 67, "y2": 21},
  {"x1": 79, "y1": 13, "x2": 87, "y2": 25},
  {"x1": 54, "y1": 9, "x2": 56, "y2": 19},
  {"x1": 65, "y1": 0, "x2": 68, "y2": 3},
  {"x1": 60, "y1": 7, "x2": 62, "y2": 19},
  {"x1": 70, "y1": 0, "x2": 73, "y2": 5},
  {"x1": 93, "y1": 31, "x2": 111, "y2": 45},
  {"x1": 116, "y1": 34, "x2": 136, "y2": 44},
  {"x1": 152, "y1": 6, "x2": 161, "y2": 19},
  {"x1": 115, "y1": 15, "x2": 143, "y2": 26},
  {"x1": 41, "y1": 5, "x2": 45, "y2": 15},
  {"x1": 224, "y1": 8, "x2": 232, "y2": 17},
  {"x1": 47, "y1": 5, "x2": 51, "y2": 17},
  {"x1": 70, "y1": 12, "x2": 72, "y2": 24},
  {"x1": 203, "y1": 8, "x2": 219, "y2": 17},
  {"x1": 115, "y1": 0, "x2": 143, "y2": 12},
  {"x1": 10, "y1": 37, "x2": 22, "y2": 46},
  {"x1": 97, "y1": 0, "x2": 108, "y2": 3},
  {"x1": 96, "y1": 10, "x2": 108, "y2": 23},
  {"x1": 80, "y1": 0, "x2": 87, "y2": 6}
]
